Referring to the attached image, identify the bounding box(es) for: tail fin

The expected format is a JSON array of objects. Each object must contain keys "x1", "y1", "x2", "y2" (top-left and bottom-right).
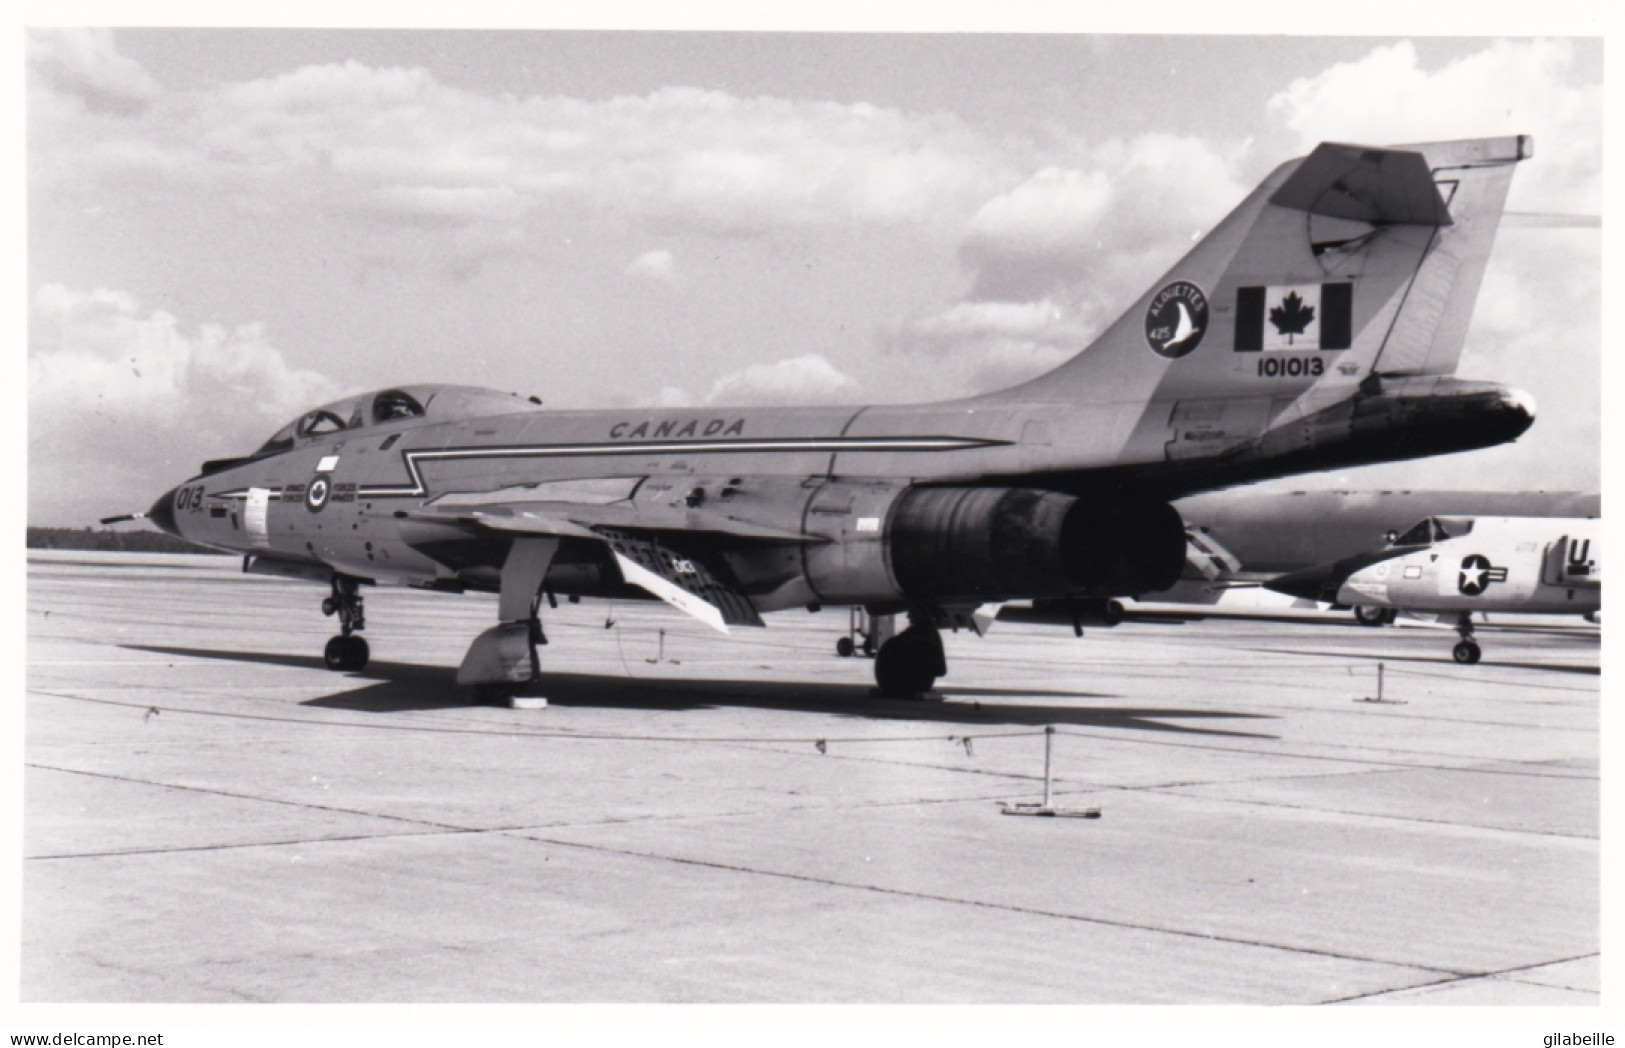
[{"x1": 982, "y1": 136, "x2": 1530, "y2": 408}]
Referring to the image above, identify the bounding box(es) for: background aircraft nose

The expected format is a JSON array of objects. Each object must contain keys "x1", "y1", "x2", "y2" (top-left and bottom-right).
[
  {"x1": 1264, "y1": 563, "x2": 1343, "y2": 603},
  {"x1": 147, "y1": 487, "x2": 180, "y2": 536}
]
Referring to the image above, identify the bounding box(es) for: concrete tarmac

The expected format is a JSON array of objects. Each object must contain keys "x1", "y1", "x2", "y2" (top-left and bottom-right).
[{"x1": 24, "y1": 551, "x2": 1600, "y2": 1003}]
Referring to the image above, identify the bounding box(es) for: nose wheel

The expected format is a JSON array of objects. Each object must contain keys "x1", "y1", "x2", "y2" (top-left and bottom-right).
[
  {"x1": 321, "y1": 574, "x2": 369, "y2": 672},
  {"x1": 324, "y1": 634, "x2": 371, "y2": 671}
]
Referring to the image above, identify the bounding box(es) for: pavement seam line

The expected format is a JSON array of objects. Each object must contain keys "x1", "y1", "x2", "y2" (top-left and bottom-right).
[
  {"x1": 26, "y1": 762, "x2": 472, "y2": 834},
  {"x1": 1319, "y1": 951, "x2": 1600, "y2": 1003},
  {"x1": 501, "y1": 830, "x2": 1465, "y2": 978}
]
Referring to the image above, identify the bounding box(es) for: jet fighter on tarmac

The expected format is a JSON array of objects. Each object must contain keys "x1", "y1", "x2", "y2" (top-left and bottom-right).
[{"x1": 119, "y1": 136, "x2": 1538, "y2": 699}]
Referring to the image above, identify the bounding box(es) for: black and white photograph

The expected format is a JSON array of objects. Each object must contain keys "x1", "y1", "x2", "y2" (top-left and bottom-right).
[{"x1": 19, "y1": 7, "x2": 1606, "y2": 1040}]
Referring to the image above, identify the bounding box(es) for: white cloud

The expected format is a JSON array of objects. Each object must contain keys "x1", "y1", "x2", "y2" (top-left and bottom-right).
[
  {"x1": 626, "y1": 249, "x2": 675, "y2": 282},
  {"x1": 29, "y1": 44, "x2": 1014, "y2": 246},
  {"x1": 965, "y1": 167, "x2": 1112, "y2": 256},
  {"x1": 958, "y1": 133, "x2": 1247, "y2": 306},
  {"x1": 908, "y1": 300, "x2": 1069, "y2": 341},
  {"x1": 679, "y1": 353, "x2": 860, "y2": 406},
  {"x1": 27, "y1": 28, "x2": 159, "y2": 115},
  {"x1": 887, "y1": 299, "x2": 1087, "y2": 396},
  {"x1": 896, "y1": 132, "x2": 1248, "y2": 395},
  {"x1": 29, "y1": 285, "x2": 340, "y2": 523},
  {"x1": 1266, "y1": 40, "x2": 1600, "y2": 213}
]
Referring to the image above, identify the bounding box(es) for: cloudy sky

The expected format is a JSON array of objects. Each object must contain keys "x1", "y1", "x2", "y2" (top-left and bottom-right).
[{"x1": 26, "y1": 28, "x2": 1602, "y2": 525}]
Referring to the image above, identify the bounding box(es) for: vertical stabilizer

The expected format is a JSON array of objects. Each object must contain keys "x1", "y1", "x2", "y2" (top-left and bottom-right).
[{"x1": 980, "y1": 136, "x2": 1531, "y2": 412}]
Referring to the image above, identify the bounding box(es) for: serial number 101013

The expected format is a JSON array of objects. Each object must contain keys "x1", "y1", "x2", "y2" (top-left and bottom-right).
[{"x1": 1258, "y1": 356, "x2": 1324, "y2": 378}]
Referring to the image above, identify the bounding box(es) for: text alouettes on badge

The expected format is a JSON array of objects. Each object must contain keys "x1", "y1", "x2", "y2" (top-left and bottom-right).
[
  {"x1": 1234, "y1": 282, "x2": 1352, "y2": 351},
  {"x1": 1144, "y1": 281, "x2": 1208, "y2": 359}
]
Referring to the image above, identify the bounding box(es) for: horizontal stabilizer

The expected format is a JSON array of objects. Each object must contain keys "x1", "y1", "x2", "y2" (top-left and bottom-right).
[{"x1": 1269, "y1": 143, "x2": 1452, "y2": 226}]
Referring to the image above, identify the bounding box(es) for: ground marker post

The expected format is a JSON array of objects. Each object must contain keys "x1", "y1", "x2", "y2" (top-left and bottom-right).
[
  {"x1": 1000, "y1": 725, "x2": 1101, "y2": 818},
  {"x1": 1356, "y1": 661, "x2": 1406, "y2": 705}
]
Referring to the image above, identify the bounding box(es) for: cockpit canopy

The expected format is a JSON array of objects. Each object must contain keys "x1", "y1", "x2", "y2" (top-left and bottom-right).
[
  {"x1": 251, "y1": 385, "x2": 542, "y2": 457},
  {"x1": 1388, "y1": 516, "x2": 1476, "y2": 548},
  {"x1": 184, "y1": 386, "x2": 543, "y2": 476}
]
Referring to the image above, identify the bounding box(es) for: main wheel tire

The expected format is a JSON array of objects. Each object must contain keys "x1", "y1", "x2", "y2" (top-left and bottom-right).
[
  {"x1": 470, "y1": 682, "x2": 515, "y2": 706},
  {"x1": 1354, "y1": 605, "x2": 1388, "y2": 627},
  {"x1": 836, "y1": 636, "x2": 856, "y2": 658},
  {"x1": 323, "y1": 635, "x2": 348, "y2": 670},
  {"x1": 1100, "y1": 599, "x2": 1125, "y2": 627},
  {"x1": 874, "y1": 630, "x2": 939, "y2": 698},
  {"x1": 342, "y1": 635, "x2": 370, "y2": 671},
  {"x1": 1452, "y1": 640, "x2": 1482, "y2": 665}
]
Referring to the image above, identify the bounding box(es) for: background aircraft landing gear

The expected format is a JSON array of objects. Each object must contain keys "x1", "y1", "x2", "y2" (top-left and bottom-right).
[
  {"x1": 1451, "y1": 613, "x2": 1481, "y2": 664},
  {"x1": 874, "y1": 614, "x2": 946, "y2": 698},
  {"x1": 1354, "y1": 605, "x2": 1397, "y2": 627},
  {"x1": 837, "y1": 607, "x2": 895, "y2": 658},
  {"x1": 321, "y1": 575, "x2": 369, "y2": 671}
]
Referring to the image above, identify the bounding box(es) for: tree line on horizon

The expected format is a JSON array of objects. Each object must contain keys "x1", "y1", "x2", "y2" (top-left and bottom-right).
[{"x1": 27, "y1": 526, "x2": 223, "y2": 555}]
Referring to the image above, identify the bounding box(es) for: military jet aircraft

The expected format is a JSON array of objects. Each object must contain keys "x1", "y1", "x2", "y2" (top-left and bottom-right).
[
  {"x1": 1265, "y1": 515, "x2": 1600, "y2": 663},
  {"x1": 124, "y1": 135, "x2": 1539, "y2": 700}
]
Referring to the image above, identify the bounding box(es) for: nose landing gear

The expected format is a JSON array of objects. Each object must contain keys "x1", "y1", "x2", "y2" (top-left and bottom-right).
[{"x1": 321, "y1": 575, "x2": 370, "y2": 671}]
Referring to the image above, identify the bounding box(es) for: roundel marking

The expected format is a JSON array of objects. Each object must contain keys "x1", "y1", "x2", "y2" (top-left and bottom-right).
[
  {"x1": 1457, "y1": 553, "x2": 1500, "y2": 596},
  {"x1": 305, "y1": 475, "x2": 331, "y2": 513},
  {"x1": 1145, "y1": 280, "x2": 1209, "y2": 359}
]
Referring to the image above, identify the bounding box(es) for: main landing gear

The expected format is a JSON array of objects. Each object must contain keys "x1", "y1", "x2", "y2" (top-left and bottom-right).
[
  {"x1": 1354, "y1": 605, "x2": 1397, "y2": 627},
  {"x1": 873, "y1": 611, "x2": 947, "y2": 698},
  {"x1": 321, "y1": 574, "x2": 370, "y2": 671},
  {"x1": 1451, "y1": 612, "x2": 1482, "y2": 665}
]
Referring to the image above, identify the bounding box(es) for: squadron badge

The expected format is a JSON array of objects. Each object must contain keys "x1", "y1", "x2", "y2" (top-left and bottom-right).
[{"x1": 1145, "y1": 281, "x2": 1208, "y2": 359}]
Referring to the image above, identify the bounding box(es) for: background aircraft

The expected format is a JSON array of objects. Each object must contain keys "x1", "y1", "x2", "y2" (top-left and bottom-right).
[
  {"x1": 1000, "y1": 488, "x2": 1599, "y2": 635},
  {"x1": 127, "y1": 135, "x2": 1537, "y2": 699},
  {"x1": 1266, "y1": 515, "x2": 1599, "y2": 662}
]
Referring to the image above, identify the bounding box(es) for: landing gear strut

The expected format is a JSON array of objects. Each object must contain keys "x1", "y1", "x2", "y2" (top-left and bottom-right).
[
  {"x1": 321, "y1": 574, "x2": 369, "y2": 671},
  {"x1": 874, "y1": 611, "x2": 946, "y2": 698},
  {"x1": 1451, "y1": 612, "x2": 1481, "y2": 665},
  {"x1": 456, "y1": 536, "x2": 560, "y2": 702}
]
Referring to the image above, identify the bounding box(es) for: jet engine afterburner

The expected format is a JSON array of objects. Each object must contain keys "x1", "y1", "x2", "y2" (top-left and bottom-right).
[
  {"x1": 800, "y1": 482, "x2": 1185, "y2": 605},
  {"x1": 889, "y1": 487, "x2": 1185, "y2": 600}
]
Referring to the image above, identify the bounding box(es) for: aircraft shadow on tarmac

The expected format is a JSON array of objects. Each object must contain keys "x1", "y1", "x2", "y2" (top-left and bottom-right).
[{"x1": 122, "y1": 644, "x2": 1278, "y2": 738}]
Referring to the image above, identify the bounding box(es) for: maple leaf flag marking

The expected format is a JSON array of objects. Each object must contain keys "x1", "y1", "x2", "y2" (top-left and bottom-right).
[
  {"x1": 1233, "y1": 282, "x2": 1352, "y2": 352},
  {"x1": 1264, "y1": 284, "x2": 1322, "y2": 350}
]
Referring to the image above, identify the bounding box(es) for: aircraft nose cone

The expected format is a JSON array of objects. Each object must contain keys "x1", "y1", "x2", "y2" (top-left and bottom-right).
[{"x1": 147, "y1": 487, "x2": 180, "y2": 536}]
